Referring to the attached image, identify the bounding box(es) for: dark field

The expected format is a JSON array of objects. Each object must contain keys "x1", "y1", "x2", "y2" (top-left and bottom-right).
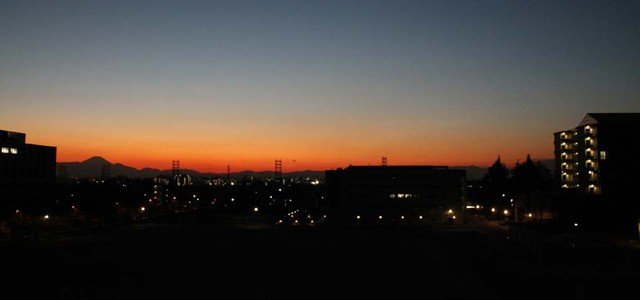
[{"x1": 1, "y1": 213, "x2": 638, "y2": 300}]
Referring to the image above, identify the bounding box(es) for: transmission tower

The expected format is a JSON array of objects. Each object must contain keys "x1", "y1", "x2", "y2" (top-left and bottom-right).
[
  {"x1": 172, "y1": 160, "x2": 180, "y2": 177},
  {"x1": 274, "y1": 159, "x2": 282, "y2": 182},
  {"x1": 381, "y1": 156, "x2": 387, "y2": 166}
]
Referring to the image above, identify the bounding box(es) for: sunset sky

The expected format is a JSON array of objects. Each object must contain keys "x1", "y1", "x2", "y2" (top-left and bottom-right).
[{"x1": 1, "y1": 0, "x2": 639, "y2": 172}]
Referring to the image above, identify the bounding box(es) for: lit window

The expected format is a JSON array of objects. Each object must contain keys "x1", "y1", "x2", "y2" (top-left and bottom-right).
[
  {"x1": 389, "y1": 194, "x2": 396, "y2": 198},
  {"x1": 1, "y1": 147, "x2": 8, "y2": 154},
  {"x1": 599, "y1": 151, "x2": 606, "y2": 160},
  {"x1": 10, "y1": 148, "x2": 17, "y2": 154}
]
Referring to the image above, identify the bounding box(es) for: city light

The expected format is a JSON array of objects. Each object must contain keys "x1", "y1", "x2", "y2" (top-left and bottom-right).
[
  {"x1": 503, "y1": 209, "x2": 509, "y2": 215},
  {"x1": 253, "y1": 207, "x2": 259, "y2": 212},
  {"x1": 491, "y1": 208, "x2": 496, "y2": 213},
  {"x1": 140, "y1": 206, "x2": 146, "y2": 212},
  {"x1": 378, "y1": 215, "x2": 383, "y2": 220},
  {"x1": 356, "y1": 215, "x2": 361, "y2": 219},
  {"x1": 44, "y1": 214, "x2": 49, "y2": 220},
  {"x1": 447, "y1": 209, "x2": 453, "y2": 214}
]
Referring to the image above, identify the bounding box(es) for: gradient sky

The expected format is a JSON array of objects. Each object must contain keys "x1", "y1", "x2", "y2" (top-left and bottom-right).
[{"x1": 1, "y1": 0, "x2": 639, "y2": 172}]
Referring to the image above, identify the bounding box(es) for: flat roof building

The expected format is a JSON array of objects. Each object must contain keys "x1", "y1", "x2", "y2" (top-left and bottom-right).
[
  {"x1": 326, "y1": 166, "x2": 466, "y2": 225},
  {"x1": 1, "y1": 130, "x2": 56, "y2": 184}
]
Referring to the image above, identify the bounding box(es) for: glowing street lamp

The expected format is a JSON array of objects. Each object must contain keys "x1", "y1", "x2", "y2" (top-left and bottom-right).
[{"x1": 503, "y1": 209, "x2": 509, "y2": 216}]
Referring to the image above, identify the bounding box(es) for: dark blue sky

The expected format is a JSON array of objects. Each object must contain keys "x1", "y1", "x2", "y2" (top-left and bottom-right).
[{"x1": 1, "y1": 0, "x2": 639, "y2": 170}]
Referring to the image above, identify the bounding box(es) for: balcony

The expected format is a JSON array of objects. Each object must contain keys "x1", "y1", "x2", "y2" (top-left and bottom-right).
[
  {"x1": 585, "y1": 149, "x2": 596, "y2": 159},
  {"x1": 584, "y1": 137, "x2": 597, "y2": 148},
  {"x1": 560, "y1": 143, "x2": 573, "y2": 150},
  {"x1": 561, "y1": 172, "x2": 576, "y2": 183},
  {"x1": 584, "y1": 126, "x2": 597, "y2": 137},
  {"x1": 560, "y1": 132, "x2": 574, "y2": 141},
  {"x1": 560, "y1": 153, "x2": 574, "y2": 160}
]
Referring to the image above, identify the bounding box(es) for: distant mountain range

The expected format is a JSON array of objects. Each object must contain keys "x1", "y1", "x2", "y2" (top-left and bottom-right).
[
  {"x1": 56, "y1": 156, "x2": 324, "y2": 179},
  {"x1": 56, "y1": 156, "x2": 554, "y2": 181}
]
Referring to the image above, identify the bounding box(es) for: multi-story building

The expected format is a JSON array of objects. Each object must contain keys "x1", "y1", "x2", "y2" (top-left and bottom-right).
[
  {"x1": 0, "y1": 129, "x2": 56, "y2": 183},
  {"x1": 326, "y1": 166, "x2": 466, "y2": 225},
  {"x1": 554, "y1": 113, "x2": 640, "y2": 196}
]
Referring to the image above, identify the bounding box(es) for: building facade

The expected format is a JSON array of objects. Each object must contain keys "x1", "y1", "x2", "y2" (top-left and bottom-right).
[
  {"x1": 554, "y1": 113, "x2": 640, "y2": 195},
  {"x1": 0, "y1": 130, "x2": 56, "y2": 184},
  {"x1": 326, "y1": 166, "x2": 466, "y2": 225}
]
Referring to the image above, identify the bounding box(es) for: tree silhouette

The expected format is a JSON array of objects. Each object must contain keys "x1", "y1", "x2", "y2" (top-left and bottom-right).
[
  {"x1": 512, "y1": 155, "x2": 552, "y2": 220},
  {"x1": 482, "y1": 156, "x2": 509, "y2": 207}
]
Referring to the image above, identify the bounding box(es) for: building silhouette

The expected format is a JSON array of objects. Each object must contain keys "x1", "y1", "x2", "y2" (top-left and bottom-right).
[
  {"x1": 554, "y1": 113, "x2": 640, "y2": 238},
  {"x1": 554, "y1": 113, "x2": 640, "y2": 195},
  {"x1": 326, "y1": 165, "x2": 466, "y2": 225},
  {"x1": 0, "y1": 130, "x2": 56, "y2": 183}
]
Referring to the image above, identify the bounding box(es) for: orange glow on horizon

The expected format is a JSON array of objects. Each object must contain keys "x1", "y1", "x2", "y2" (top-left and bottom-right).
[
  {"x1": 51, "y1": 138, "x2": 550, "y2": 173},
  {"x1": 13, "y1": 117, "x2": 552, "y2": 173}
]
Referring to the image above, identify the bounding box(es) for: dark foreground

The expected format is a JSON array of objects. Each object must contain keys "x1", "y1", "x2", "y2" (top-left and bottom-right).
[{"x1": 1, "y1": 213, "x2": 638, "y2": 300}]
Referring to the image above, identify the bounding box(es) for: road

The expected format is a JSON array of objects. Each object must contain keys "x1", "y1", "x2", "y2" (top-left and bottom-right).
[{"x1": 1, "y1": 213, "x2": 637, "y2": 299}]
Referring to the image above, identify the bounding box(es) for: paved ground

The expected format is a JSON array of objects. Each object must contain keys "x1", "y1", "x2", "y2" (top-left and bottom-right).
[{"x1": 1, "y1": 213, "x2": 638, "y2": 299}]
